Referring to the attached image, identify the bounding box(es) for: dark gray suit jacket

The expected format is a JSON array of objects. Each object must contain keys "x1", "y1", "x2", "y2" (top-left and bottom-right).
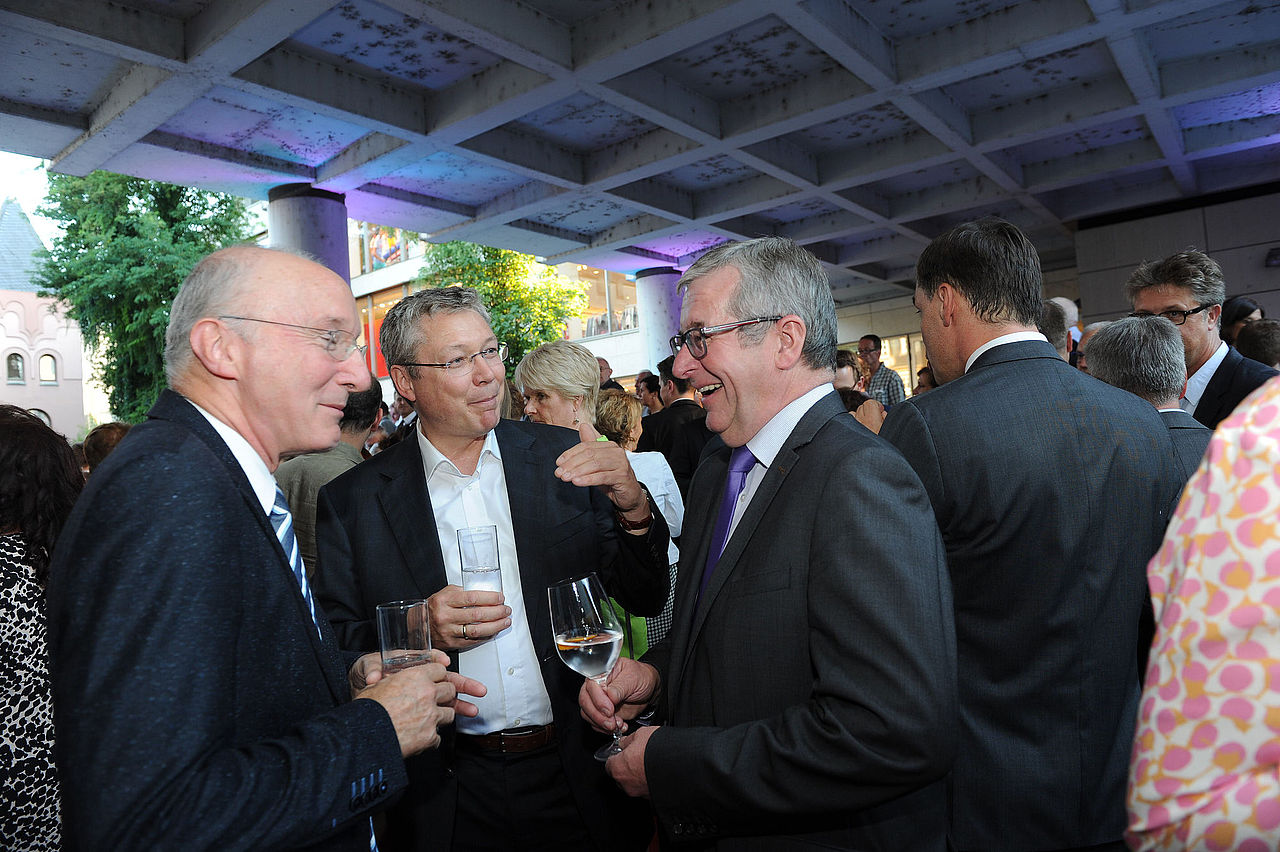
[
  {"x1": 881, "y1": 341, "x2": 1182, "y2": 851},
  {"x1": 312, "y1": 418, "x2": 669, "y2": 852},
  {"x1": 1195, "y1": 346, "x2": 1279, "y2": 429},
  {"x1": 48, "y1": 390, "x2": 405, "y2": 851},
  {"x1": 644, "y1": 391, "x2": 957, "y2": 850},
  {"x1": 1161, "y1": 408, "x2": 1212, "y2": 487}
]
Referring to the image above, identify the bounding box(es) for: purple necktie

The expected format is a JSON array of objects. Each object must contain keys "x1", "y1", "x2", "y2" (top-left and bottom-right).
[{"x1": 698, "y1": 445, "x2": 757, "y2": 600}]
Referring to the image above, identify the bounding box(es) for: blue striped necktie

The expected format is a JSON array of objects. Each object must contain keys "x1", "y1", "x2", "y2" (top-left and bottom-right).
[{"x1": 269, "y1": 486, "x2": 322, "y2": 638}]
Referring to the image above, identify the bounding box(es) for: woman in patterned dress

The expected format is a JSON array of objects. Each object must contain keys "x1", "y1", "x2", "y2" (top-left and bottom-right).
[
  {"x1": 1127, "y1": 376, "x2": 1280, "y2": 850},
  {"x1": 1, "y1": 405, "x2": 83, "y2": 849}
]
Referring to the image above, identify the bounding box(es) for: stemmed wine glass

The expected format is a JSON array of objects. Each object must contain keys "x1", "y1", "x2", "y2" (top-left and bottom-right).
[{"x1": 548, "y1": 573, "x2": 625, "y2": 760}]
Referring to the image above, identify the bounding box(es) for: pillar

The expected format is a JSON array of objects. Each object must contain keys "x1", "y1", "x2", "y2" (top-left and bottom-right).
[
  {"x1": 635, "y1": 266, "x2": 682, "y2": 370},
  {"x1": 267, "y1": 184, "x2": 350, "y2": 283}
]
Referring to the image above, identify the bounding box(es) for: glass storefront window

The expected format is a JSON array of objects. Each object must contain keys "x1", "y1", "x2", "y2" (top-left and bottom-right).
[
  {"x1": 353, "y1": 222, "x2": 424, "y2": 276},
  {"x1": 840, "y1": 332, "x2": 928, "y2": 395},
  {"x1": 365, "y1": 285, "x2": 407, "y2": 377},
  {"x1": 555, "y1": 263, "x2": 637, "y2": 339}
]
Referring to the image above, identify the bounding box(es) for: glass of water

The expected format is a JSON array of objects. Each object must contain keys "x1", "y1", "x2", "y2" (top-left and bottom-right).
[
  {"x1": 458, "y1": 525, "x2": 502, "y2": 593},
  {"x1": 376, "y1": 599, "x2": 432, "y2": 674}
]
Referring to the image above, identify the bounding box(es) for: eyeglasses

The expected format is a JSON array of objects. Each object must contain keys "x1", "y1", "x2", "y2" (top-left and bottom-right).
[
  {"x1": 1129, "y1": 305, "x2": 1209, "y2": 326},
  {"x1": 857, "y1": 348, "x2": 878, "y2": 356},
  {"x1": 399, "y1": 343, "x2": 508, "y2": 375},
  {"x1": 669, "y1": 317, "x2": 782, "y2": 359},
  {"x1": 219, "y1": 316, "x2": 367, "y2": 360}
]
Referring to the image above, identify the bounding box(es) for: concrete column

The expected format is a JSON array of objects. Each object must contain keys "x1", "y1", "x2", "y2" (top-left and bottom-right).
[
  {"x1": 635, "y1": 266, "x2": 682, "y2": 370},
  {"x1": 267, "y1": 184, "x2": 350, "y2": 283}
]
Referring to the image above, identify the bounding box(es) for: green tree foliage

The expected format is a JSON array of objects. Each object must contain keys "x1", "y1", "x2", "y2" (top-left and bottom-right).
[
  {"x1": 413, "y1": 241, "x2": 587, "y2": 375},
  {"x1": 35, "y1": 171, "x2": 253, "y2": 422}
]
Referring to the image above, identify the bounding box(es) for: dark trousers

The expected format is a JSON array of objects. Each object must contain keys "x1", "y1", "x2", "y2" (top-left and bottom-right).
[{"x1": 452, "y1": 742, "x2": 594, "y2": 852}]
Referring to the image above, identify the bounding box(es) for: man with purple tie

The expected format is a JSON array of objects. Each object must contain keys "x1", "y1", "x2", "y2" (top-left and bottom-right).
[{"x1": 579, "y1": 236, "x2": 957, "y2": 850}]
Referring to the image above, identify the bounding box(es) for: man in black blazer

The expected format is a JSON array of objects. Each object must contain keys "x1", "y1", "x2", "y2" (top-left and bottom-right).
[
  {"x1": 47, "y1": 246, "x2": 479, "y2": 850},
  {"x1": 636, "y1": 354, "x2": 713, "y2": 497},
  {"x1": 1085, "y1": 315, "x2": 1213, "y2": 487},
  {"x1": 581, "y1": 237, "x2": 958, "y2": 849},
  {"x1": 313, "y1": 286, "x2": 668, "y2": 851},
  {"x1": 1125, "y1": 249, "x2": 1277, "y2": 429},
  {"x1": 880, "y1": 220, "x2": 1183, "y2": 851}
]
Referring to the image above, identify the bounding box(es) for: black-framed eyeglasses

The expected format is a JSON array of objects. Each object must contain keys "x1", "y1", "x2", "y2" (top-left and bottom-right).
[
  {"x1": 669, "y1": 317, "x2": 783, "y2": 359},
  {"x1": 1129, "y1": 305, "x2": 1209, "y2": 326},
  {"x1": 219, "y1": 316, "x2": 367, "y2": 361},
  {"x1": 398, "y1": 343, "x2": 508, "y2": 375}
]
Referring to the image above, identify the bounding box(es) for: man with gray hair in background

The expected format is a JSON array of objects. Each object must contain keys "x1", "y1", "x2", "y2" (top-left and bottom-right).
[
  {"x1": 1085, "y1": 316, "x2": 1212, "y2": 488},
  {"x1": 1125, "y1": 248, "x2": 1276, "y2": 428},
  {"x1": 580, "y1": 236, "x2": 957, "y2": 849}
]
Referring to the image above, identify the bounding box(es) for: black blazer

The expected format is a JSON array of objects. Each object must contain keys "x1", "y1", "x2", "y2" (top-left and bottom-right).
[
  {"x1": 1195, "y1": 346, "x2": 1279, "y2": 429},
  {"x1": 882, "y1": 341, "x2": 1184, "y2": 850},
  {"x1": 48, "y1": 390, "x2": 405, "y2": 851},
  {"x1": 312, "y1": 418, "x2": 668, "y2": 852},
  {"x1": 636, "y1": 397, "x2": 713, "y2": 497},
  {"x1": 644, "y1": 392, "x2": 957, "y2": 850}
]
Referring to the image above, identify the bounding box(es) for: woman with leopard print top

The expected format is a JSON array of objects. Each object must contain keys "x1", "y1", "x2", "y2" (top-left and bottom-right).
[{"x1": 1, "y1": 405, "x2": 83, "y2": 850}]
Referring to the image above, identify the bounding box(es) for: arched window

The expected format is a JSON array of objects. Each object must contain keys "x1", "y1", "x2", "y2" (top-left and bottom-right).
[
  {"x1": 28, "y1": 408, "x2": 50, "y2": 426},
  {"x1": 6, "y1": 353, "x2": 23, "y2": 383},
  {"x1": 38, "y1": 354, "x2": 57, "y2": 384}
]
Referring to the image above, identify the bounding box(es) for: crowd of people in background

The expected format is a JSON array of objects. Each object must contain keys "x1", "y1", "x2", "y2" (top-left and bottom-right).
[{"x1": 4, "y1": 219, "x2": 1280, "y2": 851}]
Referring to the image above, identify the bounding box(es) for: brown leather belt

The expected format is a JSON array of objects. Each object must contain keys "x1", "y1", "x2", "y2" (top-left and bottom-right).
[{"x1": 457, "y1": 724, "x2": 556, "y2": 754}]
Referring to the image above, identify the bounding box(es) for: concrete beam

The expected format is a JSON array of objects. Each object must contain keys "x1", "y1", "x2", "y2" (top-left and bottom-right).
[
  {"x1": 0, "y1": 1, "x2": 182, "y2": 65},
  {"x1": 971, "y1": 76, "x2": 1135, "y2": 146},
  {"x1": 695, "y1": 174, "x2": 799, "y2": 219},
  {"x1": 585, "y1": 128, "x2": 703, "y2": 185},
  {"x1": 889, "y1": 175, "x2": 1005, "y2": 221},
  {"x1": 740, "y1": 136, "x2": 819, "y2": 185},
  {"x1": 819, "y1": 132, "x2": 954, "y2": 187},
  {"x1": 1022, "y1": 138, "x2": 1163, "y2": 191},
  {"x1": 1161, "y1": 42, "x2": 1280, "y2": 100},
  {"x1": 139, "y1": 129, "x2": 316, "y2": 179},
  {"x1": 316, "y1": 135, "x2": 427, "y2": 193},
  {"x1": 53, "y1": 65, "x2": 210, "y2": 176},
  {"x1": 379, "y1": 0, "x2": 573, "y2": 73},
  {"x1": 608, "y1": 179, "x2": 696, "y2": 220},
  {"x1": 722, "y1": 66, "x2": 871, "y2": 139},
  {"x1": 836, "y1": 232, "x2": 926, "y2": 266},
  {"x1": 784, "y1": 0, "x2": 895, "y2": 86},
  {"x1": 601, "y1": 68, "x2": 721, "y2": 140},
  {"x1": 1184, "y1": 115, "x2": 1280, "y2": 158},
  {"x1": 458, "y1": 125, "x2": 583, "y2": 185},
  {"x1": 357, "y1": 181, "x2": 476, "y2": 218}
]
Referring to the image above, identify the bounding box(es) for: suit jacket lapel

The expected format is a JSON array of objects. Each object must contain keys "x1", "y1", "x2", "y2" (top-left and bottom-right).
[
  {"x1": 670, "y1": 392, "x2": 844, "y2": 700},
  {"x1": 375, "y1": 436, "x2": 449, "y2": 599},
  {"x1": 149, "y1": 390, "x2": 352, "y2": 704}
]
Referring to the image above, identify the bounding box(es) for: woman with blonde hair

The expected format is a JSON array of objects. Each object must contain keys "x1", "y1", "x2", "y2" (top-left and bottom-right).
[
  {"x1": 595, "y1": 389, "x2": 684, "y2": 653},
  {"x1": 513, "y1": 340, "x2": 599, "y2": 430}
]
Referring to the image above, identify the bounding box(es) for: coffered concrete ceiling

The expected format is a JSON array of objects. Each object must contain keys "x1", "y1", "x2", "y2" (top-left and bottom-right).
[{"x1": 0, "y1": 0, "x2": 1276, "y2": 304}]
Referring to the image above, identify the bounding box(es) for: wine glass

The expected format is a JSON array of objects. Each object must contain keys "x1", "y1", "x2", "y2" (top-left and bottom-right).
[{"x1": 548, "y1": 573, "x2": 625, "y2": 760}]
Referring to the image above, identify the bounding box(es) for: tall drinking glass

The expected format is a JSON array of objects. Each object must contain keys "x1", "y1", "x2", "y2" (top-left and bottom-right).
[
  {"x1": 458, "y1": 525, "x2": 502, "y2": 593},
  {"x1": 547, "y1": 573, "x2": 625, "y2": 760}
]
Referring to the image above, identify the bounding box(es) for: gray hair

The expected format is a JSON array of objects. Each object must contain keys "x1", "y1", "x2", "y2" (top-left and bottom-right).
[
  {"x1": 677, "y1": 237, "x2": 837, "y2": 371},
  {"x1": 1124, "y1": 249, "x2": 1226, "y2": 313},
  {"x1": 513, "y1": 340, "x2": 599, "y2": 418},
  {"x1": 1084, "y1": 315, "x2": 1187, "y2": 406},
  {"x1": 164, "y1": 245, "x2": 259, "y2": 386},
  {"x1": 380, "y1": 287, "x2": 492, "y2": 378}
]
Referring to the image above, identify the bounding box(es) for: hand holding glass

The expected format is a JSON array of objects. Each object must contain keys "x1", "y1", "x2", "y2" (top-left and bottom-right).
[
  {"x1": 548, "y1": 573, "x2": 625, "y2": 760},
  {"x1": 458, "y1": 525, "x2": 502, "y2": 593},
  {"x1": 377, "y1": 599, "x2": 432, "y2": 674}
]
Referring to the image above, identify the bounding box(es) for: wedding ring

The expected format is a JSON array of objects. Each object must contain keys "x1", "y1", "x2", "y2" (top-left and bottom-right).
[{"x1": 461, "y1": 623, "x2": 470, "y2": 640}]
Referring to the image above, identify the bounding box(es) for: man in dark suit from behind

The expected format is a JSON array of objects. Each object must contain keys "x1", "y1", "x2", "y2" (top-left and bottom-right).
[
  {"x1": 1085, "y1": 315, "x2": 1212, "y2": 488},
  {"x1": 635, "y1": 354, "x2": 713, "y2": 498},
  {"x1": 581, "y1": 236, "x2": 958, "y2": 850},
  {"x1": 1125, "y1": 249, "x2": 1277, "y2": 429},
  {"x1": 880, "y1": 219, "x2": 1182, "y2": 852},
  {"x1": 313, "y1": 286, "x2": 668, "y2": 852},
  {"x1": 47, "y1": 245, "x2": 481, "y2": 850}
]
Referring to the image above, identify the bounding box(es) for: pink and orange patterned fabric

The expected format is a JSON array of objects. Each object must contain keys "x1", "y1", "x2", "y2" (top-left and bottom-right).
[{"x1": 1128, "y1": 376, "x2": 1280, "y2": 850}]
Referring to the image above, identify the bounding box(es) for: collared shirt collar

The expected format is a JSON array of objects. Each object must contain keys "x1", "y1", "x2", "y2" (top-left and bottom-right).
[
  {"x1": 189, "y1": 399, "x2": 277, "y2": 515},
  {"x1": 743, "y1": 383, "x2": 834, "y2": 469},
  {"x1": 1183, "y1": 341, "x2": 1229, "y2": 410},
  {"x1": 418, "y1": 424, "x2": 502, "y2": 483},
  {"x1": 965, "y1": 331, "x2": 1049, "y2": 374}
]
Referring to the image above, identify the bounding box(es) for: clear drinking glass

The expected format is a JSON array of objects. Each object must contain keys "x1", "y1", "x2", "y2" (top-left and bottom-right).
[
  {"x1": 547, "y1": 573, "x2": 625, "y2": 760},
  {"x1": 458, "y1": 525, "x2": 502, "y2": 593},
  {"x1": 376, "y1": 599, "x2": 432, "y2": 673}
]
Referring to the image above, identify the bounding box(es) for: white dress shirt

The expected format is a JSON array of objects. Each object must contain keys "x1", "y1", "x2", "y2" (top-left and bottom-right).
[
  {"x1": 191, "y1": 401, "x2": 276, "y2": 516},
  {"x1": 625, "y1": 450, "x2": 683, "y2": 565},
  {"x1": 417, "y1": 427, "x2": 553, "y2": 734},
  {"x1": 1181, "y1": 341, "x2": 1229, "y2": 416},
  {"x1": 725, "y1": 383, "x2": 834, "y2": 544},
  {"x1": 965, "y1": 331, "x2": 1048, "y2": 374}
]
